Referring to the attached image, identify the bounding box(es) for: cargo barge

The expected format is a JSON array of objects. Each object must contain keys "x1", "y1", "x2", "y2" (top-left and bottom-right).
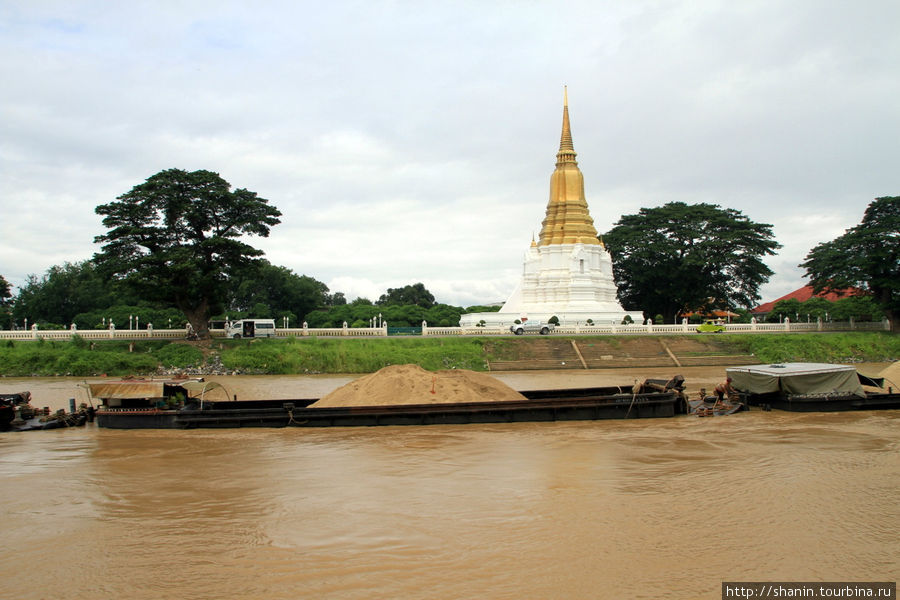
[{"x1": 88, "y1": 376, "x2": 689, "y2": 429}]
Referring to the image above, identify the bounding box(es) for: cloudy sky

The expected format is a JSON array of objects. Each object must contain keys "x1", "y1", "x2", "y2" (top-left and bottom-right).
[{"x1": 2, "y1": 1, "x2": 898, "y2": 309}]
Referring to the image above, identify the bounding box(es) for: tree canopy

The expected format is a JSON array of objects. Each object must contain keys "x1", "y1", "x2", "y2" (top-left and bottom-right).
[
  {"x1": 10, "y1": 261, "x2": 118, "y2": 327},
  {"x1": 94, "y1": 169, "x2": 281, "y2": 337},
  {"x1": 0, "y1": 274, "x2": 12, "y2": 329},
  {"x1": 305, "y1": 300, "x2": 469, "y2": 328},
  {"x1": 801, "y1": 196, "x2": 899, "y2": 329},
  {"x1": 224, "y1": 259, "x2": 330, "y2": 325},
  {"x1": 602, "y1": 202, "x2": 780, "y2": 323},
  {"x1": 766, "y1": 295, "x2": 883, "y2": 324},
  {"x1": 377, "y1": 283, "x2": 435, "y2": 308}
]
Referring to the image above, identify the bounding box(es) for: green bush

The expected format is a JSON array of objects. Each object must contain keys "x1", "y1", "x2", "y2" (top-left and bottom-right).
[{"x1": 154, "y1": 343, "x2": 203, "y2": 368}]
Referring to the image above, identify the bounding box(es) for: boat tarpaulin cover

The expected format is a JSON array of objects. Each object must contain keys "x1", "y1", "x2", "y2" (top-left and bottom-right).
[
  {"x1": 82, "y1": 379, "x2": 216, "y2": 400},
  {"x1": 84, "y1": 381, "x2": 168, "y2": 399},
  {"x1": 726, "y1": 363, "x2": 865, "y2": 398}
]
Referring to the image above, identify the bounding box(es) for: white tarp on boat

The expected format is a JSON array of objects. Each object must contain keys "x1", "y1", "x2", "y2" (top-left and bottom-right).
[{"x1": 726, "y1": 363, "x2": 865, "y2": 398}]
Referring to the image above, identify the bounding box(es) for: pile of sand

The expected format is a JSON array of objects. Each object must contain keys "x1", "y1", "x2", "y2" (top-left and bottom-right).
[
  {"x1": 878, "y1": 362, "x2": 900, "y2": 388},
  {"x1": 310, "y1": 364, "x2": 527, "y2": 408}
]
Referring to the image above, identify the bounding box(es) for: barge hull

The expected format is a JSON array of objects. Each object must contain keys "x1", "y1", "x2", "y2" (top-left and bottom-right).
[
  {"x1": 743, "y1": 392, "x2": 900, "y2": 412},
  {"x1": 97, "y1": 390, "x2": 682, "y2": 429}
]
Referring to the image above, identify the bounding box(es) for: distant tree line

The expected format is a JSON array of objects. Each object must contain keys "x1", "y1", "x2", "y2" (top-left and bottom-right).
[
  {"x1": 764, "y1": 295, "x2": 884, "y2": 324},
  {"x1": 0, "y1": 260, "x2": 493, "y2": 331},
  {"x1": 1, "y1": 168, "x2": 894, "y2": 333}
]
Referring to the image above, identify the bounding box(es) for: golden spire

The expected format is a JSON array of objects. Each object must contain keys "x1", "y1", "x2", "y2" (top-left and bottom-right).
[
  {"x1": 558, "y1": 85, "x2": 575, "y2": 159},
  {"x1": 538, "y1": 88, "x2": 601, "y2": 246}
]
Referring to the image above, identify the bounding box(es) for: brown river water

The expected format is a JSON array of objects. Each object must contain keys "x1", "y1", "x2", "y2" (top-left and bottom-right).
[{"x1": 1, "y1": 367, "x2": 898, "y2": 599}]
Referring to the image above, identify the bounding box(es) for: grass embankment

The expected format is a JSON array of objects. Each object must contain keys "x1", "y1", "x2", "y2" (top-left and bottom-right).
[
  {"x1": 720, "y1": 333, "x2": 900, "y2": 364},
  {"x1": 0, "y1": 333, "x2": 896, "y2": 377},
  {"x1": 219, "y1": 337, "x2": 491, "y2": 374},
  {"x1": 0, "y1": 338, "x2": 204, "y2": 377}
]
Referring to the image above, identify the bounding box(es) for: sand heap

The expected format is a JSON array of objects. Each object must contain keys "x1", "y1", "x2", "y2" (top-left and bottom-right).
[
  {"x1": 878, "y1": 362, "x2": 900, "y2": 388},
  {"x1": 311, "y1": 364, "x2": 527, "y2": 408}
]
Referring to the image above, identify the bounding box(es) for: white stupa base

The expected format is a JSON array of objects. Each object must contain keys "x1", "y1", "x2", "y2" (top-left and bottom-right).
[
  {"x1": 459, "y1": 309, "x2": 645, "y2": 328},
  {"x1": 459, "y1": 241, "x2": 644, "y2": 328}
]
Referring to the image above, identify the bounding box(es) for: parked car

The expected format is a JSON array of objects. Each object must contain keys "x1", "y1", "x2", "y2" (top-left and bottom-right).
[
  {"x1": 509, "y1": 321, "x2": 554, "y2": 335},
  {"x1": 696, "y1": 319, "x2": 726, "y2": 333}
]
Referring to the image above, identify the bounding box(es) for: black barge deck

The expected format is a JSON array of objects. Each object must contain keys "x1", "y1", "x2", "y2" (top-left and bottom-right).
[{"x1": 96, "y1": 383, "x2": 688, "y2": 429}]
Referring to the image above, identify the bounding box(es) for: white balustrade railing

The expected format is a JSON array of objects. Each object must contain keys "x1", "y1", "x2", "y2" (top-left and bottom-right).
[{"x1": 0, "y1": 318, "x2": 890, "y2": 341}]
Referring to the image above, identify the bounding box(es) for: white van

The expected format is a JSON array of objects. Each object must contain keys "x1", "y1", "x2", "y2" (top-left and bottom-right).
[{"x1": 225, "y1": 319, "x2": 277, "y2": 339}]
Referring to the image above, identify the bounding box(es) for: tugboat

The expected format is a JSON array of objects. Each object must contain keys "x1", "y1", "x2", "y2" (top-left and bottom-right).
[{"x1": 85, "y1": 376, "x2": 234, "y2": 429}]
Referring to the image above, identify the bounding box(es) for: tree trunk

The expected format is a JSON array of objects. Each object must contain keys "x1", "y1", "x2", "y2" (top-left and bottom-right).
[
  {"x1": 875, "y1": 287, "x2": 897, "y2": 332},
  {"x1": 178, "y1": 298, "x2": 211, "y2": 339}
]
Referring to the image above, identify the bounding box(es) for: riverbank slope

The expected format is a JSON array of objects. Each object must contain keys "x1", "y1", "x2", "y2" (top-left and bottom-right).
[{"x1": 0, "y1": 332, "x2": 896, "y2": 377}]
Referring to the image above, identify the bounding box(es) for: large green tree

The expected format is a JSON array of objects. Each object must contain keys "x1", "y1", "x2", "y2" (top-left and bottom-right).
[
  {"x1": 603, "y1": 202, "x2": 780, "y2": 323},
  {"x1": 94, "y1": 169, "x2": 281, "y2": 338},
  {"x1": 801, "y1": 196, "x2": 899, "y2": 330}
]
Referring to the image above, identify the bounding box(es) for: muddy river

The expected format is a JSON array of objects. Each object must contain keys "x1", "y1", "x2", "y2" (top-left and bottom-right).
[{"x1": 1, "y1": 367, "x2": 897, "y2": 599}]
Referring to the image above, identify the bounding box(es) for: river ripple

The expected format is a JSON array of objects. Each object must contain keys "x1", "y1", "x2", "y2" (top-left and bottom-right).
[{"x1": 1, "y1": 370, "x2": 898, "y2": 599}]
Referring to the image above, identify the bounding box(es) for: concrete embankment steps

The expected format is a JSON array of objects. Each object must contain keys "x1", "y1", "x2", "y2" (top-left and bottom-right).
[{"x1": 487, "y1": 336, "x2": 759, "y2": 371}]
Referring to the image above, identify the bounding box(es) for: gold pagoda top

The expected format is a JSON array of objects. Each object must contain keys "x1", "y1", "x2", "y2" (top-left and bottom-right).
[{"x1": 537, "y1": 88, "x2": 601, "y2": 246}]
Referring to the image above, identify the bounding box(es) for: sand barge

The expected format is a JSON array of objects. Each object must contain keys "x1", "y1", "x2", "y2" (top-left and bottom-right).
[
  {"x1": 94, "y1": 365, "x2": 687, "y2": 428},
  {"x1": 311, "y1": 364, "x2": 527, "y2": 407}
]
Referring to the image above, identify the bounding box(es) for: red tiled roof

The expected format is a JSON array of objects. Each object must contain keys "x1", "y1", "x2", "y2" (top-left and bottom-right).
[
  {"x1": 682, "y1": 309, "x2": 740, "y2": 318},
  {"x1": 752, "y1": 285, "x2": 858, "y2": 314}
]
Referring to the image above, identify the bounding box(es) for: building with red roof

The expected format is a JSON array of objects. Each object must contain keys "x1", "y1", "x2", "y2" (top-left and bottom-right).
[{"x1": 751, "y1": 285, "x2": 858, "y2": 318}]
